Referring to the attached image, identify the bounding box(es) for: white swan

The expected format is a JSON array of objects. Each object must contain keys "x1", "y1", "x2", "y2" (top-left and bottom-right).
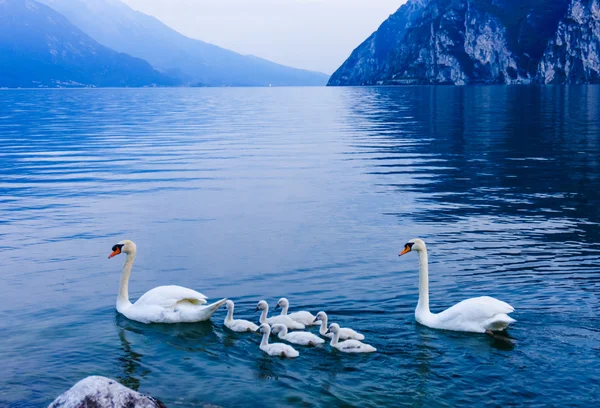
[
  {"x1": 256, "y1": 300, "x2": 305, "y2": 330},
  {"x1": 313, "y1": 311, "x2": 365, "y2": 340},
  {"x1": 399, "y1": 238, "x2": 516, "y2": 334},
  {"x1": 275, "y1": 298, "x2": 319, "y2": 326},
  {"x1": 108, "y1": 240, "x2": 227, "y2": 324},
  {"x1": 327, "y1": 323, "x2": 376, "y2": 353},
  {"x1": 271, "y1": 324, "x2": 325, "y2": 346},
  {"x1": 224, "y1": 300, "x2": 259, "y2": 333},
  {"x1": 256, "y1": 323, "x2": 299, "y2": 358}
]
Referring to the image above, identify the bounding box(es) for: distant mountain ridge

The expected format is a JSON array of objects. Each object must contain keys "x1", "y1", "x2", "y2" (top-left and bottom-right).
[
  {"x1": 0, "y1": 0, "x2": 175, "y2": 88},
  {"x1": 38, "y1": 0, "x2": 329, "y2": 86},
  {"x1": 329, "y1": 0, "x2": 600, "y2": 86}
]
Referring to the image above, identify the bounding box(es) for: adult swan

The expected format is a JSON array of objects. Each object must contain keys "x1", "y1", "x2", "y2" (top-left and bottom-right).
[
  {"x1": 399, "y1": 239, "x2": 515, "y2": 334},
  {"x1": 108, "y1": 240, "x2": 227, "y2": 324}
]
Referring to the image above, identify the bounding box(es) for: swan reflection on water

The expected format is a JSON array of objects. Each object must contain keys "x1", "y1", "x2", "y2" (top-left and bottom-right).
[
  {"x1": 115, "y1": 319, "x2": 149, "y2": 392},
  {"x1": 256, "y1": 355, "x2": 280, "y2": 381}
]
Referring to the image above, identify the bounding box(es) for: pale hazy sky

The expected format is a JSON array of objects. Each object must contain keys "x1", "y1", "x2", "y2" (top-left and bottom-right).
[{"x1": 122, "y1": 0, "x2": 406, "y2": 74}]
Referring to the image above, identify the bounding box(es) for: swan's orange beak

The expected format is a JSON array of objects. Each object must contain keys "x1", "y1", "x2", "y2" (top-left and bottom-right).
[
  {"x1": 108, "y1": 247, "x2": 121, "y2": 259},
  {"x1": 399, "y1": 246, "x2": 411, "y2": 256}
]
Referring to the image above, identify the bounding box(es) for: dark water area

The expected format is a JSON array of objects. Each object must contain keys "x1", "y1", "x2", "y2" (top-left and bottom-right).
[{"x1": 0, "y1": 86, "x2": 599, "y2": 407}]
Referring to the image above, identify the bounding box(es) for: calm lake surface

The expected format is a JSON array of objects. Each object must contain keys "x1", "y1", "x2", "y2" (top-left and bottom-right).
[{"x1": 0, "y1": 87, "x2": 599, "y2": 407}]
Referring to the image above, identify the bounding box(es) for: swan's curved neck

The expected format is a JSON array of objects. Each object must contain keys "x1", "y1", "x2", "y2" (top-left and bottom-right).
[
  {"x1": 330, "y1": 331, "x2": 340, "y2": 346},
  {"x1": 260, "y1": 329, "x2": 270, "y2": 347},
  {"x1": 117, "y1": 251, "x2": 135, "y2": 312},
  {"x1": 259, "y1": 308, "x2": 268, "y2": 323},
  {"x1": 226, "y1": 305, "x2": 234, "y2": 322},
  {"x1": 417, "y1": 249, "x2": 430, "y2": 314},
  {"x1": 319, "y1": 316, "x2": 328, "y2": 335},
  {"x1": 280, "y1": 304, "x2": 289, "y2": 316}
]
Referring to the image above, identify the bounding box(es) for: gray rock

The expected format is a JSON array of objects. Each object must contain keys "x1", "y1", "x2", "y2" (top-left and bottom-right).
[{"x1": 49, "y1": 376, "x2": 166, "y2": 408}]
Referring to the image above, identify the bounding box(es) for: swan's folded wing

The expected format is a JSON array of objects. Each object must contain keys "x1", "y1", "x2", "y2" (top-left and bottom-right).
[
  {"x1": 436, "y1": 296, "x2": 514, "y2": 324},
  {"x1": 269, "y1": 343, "x2": 295, "y2": 355},
  {"x1": 134, "y1": 285, "x2": 208, "y2": 308},
  {"x1": 289, "y1": 311, "x2": 314, "y2": 320},
  {"x1": 473, "y1": 296, "x2": 514, "y2": 314},
  {"x1": 340, "y1": 340, "x2": 364, "y2": 349}
]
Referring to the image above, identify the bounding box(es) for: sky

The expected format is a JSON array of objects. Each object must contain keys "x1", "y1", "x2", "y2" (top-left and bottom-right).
[{"x1": 122, "y1": 0, "x2": 406, "y2": 74}]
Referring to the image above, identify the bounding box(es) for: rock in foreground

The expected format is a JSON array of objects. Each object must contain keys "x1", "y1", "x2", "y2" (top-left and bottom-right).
[{"x1": 49, "y1": 376, "x2": 165, "y2": 408}]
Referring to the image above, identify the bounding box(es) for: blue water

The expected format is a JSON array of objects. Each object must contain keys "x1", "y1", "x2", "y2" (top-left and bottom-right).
[{"x1": 0, "y1": 87, "x2": 599, "y2": 407}]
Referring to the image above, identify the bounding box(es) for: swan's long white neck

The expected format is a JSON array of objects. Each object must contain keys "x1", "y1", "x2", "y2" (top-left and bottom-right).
[
  {"x1": 319, "y1": 316, "x2": 328, "y2": 335},
  {"x1": 259, "y1": 307, "x2": 268, "y2": 324},
  {"x1": 277, "y1": 326, "x2": 288, "y2": 338},
  {"x1": 416, "y1": 249, "x2": 430, "y2": 315},
  {"x1": 117, "y1": 251, "x2": 135, "y2": 312},
  {"x1": 280, "y1": 303, "x2": 289, "y2": 316},
  {"x1": 330, "y1": 330, "x2": 340, "y2": 347},
  {"x1": 260, "y1": 328, "x2": 270, "y2": 347},
  {"x1": 225, "y1": 305, "x2": 234, "y2": 322}
]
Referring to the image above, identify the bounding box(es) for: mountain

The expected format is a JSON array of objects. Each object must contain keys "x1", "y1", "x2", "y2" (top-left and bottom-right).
[
  {"x1": 539, "y1": 0, "x2": 600, "y2": 83},
  {"x1": 38, "y1": 0, "x2": 329, "y2": 87},
  {"x1": 0, "y1": 0, "x2": 176, "y2": 88},
  {"x1": 328, "y1": 0, "x2": 600, "y2": 86}
]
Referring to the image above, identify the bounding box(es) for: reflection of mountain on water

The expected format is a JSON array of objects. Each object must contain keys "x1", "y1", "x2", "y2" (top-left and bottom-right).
[
  {"x1": 341, "y1": 86, "x2": 600, "y2": 305},
  {"x1": 342, "y1": 86, "x2": 600, "y2": 244}
]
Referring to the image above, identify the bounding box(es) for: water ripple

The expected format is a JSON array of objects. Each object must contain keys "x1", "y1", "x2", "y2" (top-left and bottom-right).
[{"x1": 0, "y1": 87, "x2": 599, "y2": 407}]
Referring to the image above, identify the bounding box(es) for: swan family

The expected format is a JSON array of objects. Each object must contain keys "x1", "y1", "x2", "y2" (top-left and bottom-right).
[{"x1": 108, "y1": 238, "x2": 515, "y2": 357}]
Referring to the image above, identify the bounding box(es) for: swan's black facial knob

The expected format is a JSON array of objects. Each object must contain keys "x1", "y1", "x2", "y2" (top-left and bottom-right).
[
  {"x1": 109, "y1": 244, "x2": 124, "y2": 259},
  {"x1": 399, "y1": 242, "x2": 414, "y2": 256}
]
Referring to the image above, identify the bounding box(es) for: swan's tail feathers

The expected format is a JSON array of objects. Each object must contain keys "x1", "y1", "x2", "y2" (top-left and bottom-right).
[
  {"x1": 199, "y1": 298, "x2": 228, "y2": 321},
  {"x1": 485, "y1": 314, "x2": 516, "y2": 331}
]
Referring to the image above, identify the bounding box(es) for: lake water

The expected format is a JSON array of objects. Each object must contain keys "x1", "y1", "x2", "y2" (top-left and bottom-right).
[{"x1": 0, "y1": 87, "x2": 599, "y2": 407}]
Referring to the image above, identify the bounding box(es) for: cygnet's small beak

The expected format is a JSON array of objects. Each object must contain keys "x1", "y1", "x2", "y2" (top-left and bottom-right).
[
  {"x1": 313, "y1": 317, "x2": 320, "y2": 323},
  {"x1": 274, "y1": 304, "x2": 280, "y2": 310},
  {"x1": 254, "y1": 306, "x2": 259, "y2": 312}
]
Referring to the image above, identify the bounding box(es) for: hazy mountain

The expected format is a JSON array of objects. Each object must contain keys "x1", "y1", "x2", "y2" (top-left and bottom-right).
[
  {"x1": 38, "y1": 0, "x2": 329, "y2": 86},
  {"x1": 329, "y1": 0, "x2": 599, "y2": 85},
  {"x1": 0, "y1": 0, "x2": 175, "y2": 88}
]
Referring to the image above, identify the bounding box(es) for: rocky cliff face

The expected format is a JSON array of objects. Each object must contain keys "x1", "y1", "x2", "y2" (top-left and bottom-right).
[
  {"x1": 329, "y1": 0, "x2": 599, "y2": 85},
  {"x1": 539, "y1": 0, "x2": 600, "y2": 83}
]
